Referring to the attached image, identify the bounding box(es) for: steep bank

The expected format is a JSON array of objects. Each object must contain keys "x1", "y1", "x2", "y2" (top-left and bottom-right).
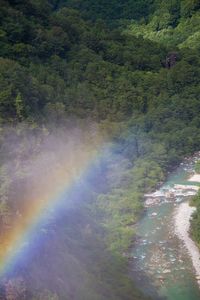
[{"x1": 174, "y1": 202, "x2": 200, "y2": 285}]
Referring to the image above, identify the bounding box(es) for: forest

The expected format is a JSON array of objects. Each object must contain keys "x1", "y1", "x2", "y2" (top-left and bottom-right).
[{"x1": 0, "y1": 0, "x2": 200, "y2": 299}]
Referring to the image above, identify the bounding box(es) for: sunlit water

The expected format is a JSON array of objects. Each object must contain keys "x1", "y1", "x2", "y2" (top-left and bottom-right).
[{"x1": 131, "y1": 155, "x2": 200, "y2": 300}]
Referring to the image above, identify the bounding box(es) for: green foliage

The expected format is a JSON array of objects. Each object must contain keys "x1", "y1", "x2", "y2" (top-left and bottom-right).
[
  {"x1": 0, "y1": 200, "x2": 10, "y2": 229},
  {"x1": 126, "y1": 0, "x2": 200, "y2": 49},
  {"x1": 195, "y1": 161, "x2": 200, "y2": 173},
  {"x1": 15, "y1": 92, "x2": 24, "y2": 120},
  {"x1": 33, "y1": 290, "x2": 59, "y2": 300},
  {"x1": 191, "y1": 192, "x2": 200, "y2": 246},
  {"x1": 60, "y1": 0, "x2": 154, "y2": 23},
  {"x1": 181, "y1": 0, "x2": 200, "y2": 17}
]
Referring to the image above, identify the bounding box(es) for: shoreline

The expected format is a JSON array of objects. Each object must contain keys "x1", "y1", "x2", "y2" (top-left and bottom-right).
[
  {"x1": 189, "y1": 174, "x2": 200, "y2": 183},
  {"x1": 174, "y1": 201, "x2": 200, "y2": 285}
]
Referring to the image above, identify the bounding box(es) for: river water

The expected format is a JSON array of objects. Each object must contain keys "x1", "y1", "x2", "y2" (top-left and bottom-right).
[{"x1": 131, "y1": 154, "x2": 200, "y2": 300}]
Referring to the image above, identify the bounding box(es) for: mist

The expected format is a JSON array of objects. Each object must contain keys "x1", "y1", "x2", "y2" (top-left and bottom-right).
[
  {"x1": 0, "y1": 120, "x2": 135, "y2": 300},
  {"x1": 0, "y1": 122, "x2": 107, "y2": 298}
]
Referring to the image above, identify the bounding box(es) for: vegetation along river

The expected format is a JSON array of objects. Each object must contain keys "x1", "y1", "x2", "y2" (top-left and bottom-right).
[{"x1": 131, "y1": 153, "x2": 200, "y2": 300}]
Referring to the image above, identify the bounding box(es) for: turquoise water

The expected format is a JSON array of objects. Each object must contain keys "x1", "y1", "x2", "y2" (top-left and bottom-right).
[{"x1": 131, "y1": 157, "x2": 200, "y2": 300}]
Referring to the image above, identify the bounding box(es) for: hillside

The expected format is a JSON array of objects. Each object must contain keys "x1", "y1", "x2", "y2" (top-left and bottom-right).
[{"x1": 126, "y1": 0, "x2": 200, "y2": 49}]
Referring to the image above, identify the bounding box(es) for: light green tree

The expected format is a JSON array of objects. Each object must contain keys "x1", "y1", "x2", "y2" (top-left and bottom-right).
[{"x1": 15, "y1": 92, "x2": 24, "y2": 120}]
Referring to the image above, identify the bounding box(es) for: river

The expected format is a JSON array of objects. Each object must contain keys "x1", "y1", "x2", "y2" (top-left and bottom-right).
[{"x1": 131, "y1": 154, "x2": 200, "y2": 300}]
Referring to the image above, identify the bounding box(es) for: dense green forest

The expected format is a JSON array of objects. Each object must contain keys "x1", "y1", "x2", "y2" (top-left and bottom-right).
[{"x1": 1, "y1": 0, "x2": 200, "y2": 299}]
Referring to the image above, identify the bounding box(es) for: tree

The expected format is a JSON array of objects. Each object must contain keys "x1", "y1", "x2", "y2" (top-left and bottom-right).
[
  {"x1": 5, "y1": 277, "x2": 26, "y2": 300},
  {"x1": 195, "y1": 161, "x2": 200, "y2": 173},
  {"x1": 181, "y1": 0, "x2": 200, "y2": 17},
  {"x1": 15, "y1": 92, "x2": 24, "y2": 120}
]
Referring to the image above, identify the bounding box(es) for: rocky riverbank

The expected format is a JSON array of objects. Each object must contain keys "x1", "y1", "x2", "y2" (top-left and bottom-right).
[
  {"x1": 174, "y1": 202, "x2": 200, "y2": 285},
  {"x1": 132, "y1": 153, "x2": 200, "y2": 299}
]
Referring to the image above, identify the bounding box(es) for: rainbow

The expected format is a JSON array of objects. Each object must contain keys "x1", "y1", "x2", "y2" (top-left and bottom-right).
[{"x1": 0, "y1": 138, "x2": 106, "y2": 277}]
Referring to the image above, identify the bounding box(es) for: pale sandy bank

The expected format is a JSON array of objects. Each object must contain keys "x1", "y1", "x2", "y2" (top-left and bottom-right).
[
  {"x1": 189, "y1": 174, "x2": 200, "y2": 183},
  {"x1": 174, "y1": 202, "x2": 200, "y2": 285}
]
